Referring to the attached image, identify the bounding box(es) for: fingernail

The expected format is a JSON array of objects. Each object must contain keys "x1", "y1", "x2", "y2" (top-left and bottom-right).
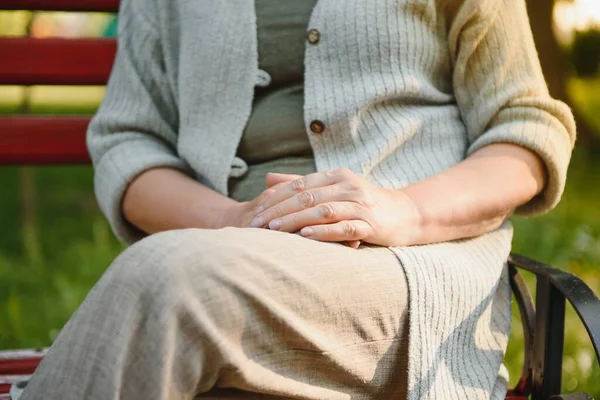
[
  {"x1": 253, "y1": 205, "x2": 264, "y2": 216},
  {"x1": 250, "y1": 217, "x2": 264, "y2": 228},
  {"x1": 301, "y1": 227, "x2": 313, "y2": 237},
  {"x1": 269, "y1": 219, "x2": 281, "y2": 230}
]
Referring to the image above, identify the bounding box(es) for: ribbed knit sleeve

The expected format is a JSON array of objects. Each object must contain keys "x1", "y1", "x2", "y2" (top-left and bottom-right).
[
  {"x1": 448, "y1": 0, "x2": 576, "y2": 216},
  {"x1": 86, "y1": 0, "x2": 192, "y2": 244}
]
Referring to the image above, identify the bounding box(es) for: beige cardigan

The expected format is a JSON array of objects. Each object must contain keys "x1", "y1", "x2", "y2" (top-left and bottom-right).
[{"x1": 87, "y1": 0, "x2": 576, "y2": 398}]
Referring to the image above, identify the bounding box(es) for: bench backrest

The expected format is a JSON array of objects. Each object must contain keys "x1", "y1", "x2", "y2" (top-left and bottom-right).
[{"x1": 0, "y1": 0, "x2": 119, "y2": 164}]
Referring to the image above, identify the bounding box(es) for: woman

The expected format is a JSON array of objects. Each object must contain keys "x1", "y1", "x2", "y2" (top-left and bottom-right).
[{"x1": 20, "y1": 0, "x2": 575, "y2": 399}]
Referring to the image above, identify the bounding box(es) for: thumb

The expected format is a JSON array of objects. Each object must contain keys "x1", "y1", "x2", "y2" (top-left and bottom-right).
[{"x1": 265, "y1": 172, "x2": 302, "y2": 188}]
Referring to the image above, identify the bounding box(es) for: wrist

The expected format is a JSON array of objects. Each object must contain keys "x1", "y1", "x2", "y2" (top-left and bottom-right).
[
  {"x1": 389, "y1": 188, "x2": 425, "y2": 246},
  {"x1": 215, "y1": 200, "x2": 247, "y2": 229}
]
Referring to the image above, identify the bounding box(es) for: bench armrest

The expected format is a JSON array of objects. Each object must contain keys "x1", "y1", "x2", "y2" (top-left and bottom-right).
[{"x1": 508, "y1": 253, "x2": 600, "y2": 400}]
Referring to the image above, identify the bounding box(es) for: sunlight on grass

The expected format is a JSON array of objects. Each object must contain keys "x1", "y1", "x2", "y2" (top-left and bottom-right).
[
  {"x1": 0, "y1": 86, "x2": 105, "y2": 115},
  {"x1": 569, "y1": 77, "x2": 600, "y2": 133},
  {"x1": 28, "y1": 86, "x2": 105, "y2": 114},
  {"x1": 0, "y1": 86, "x2": 26, "y2": 113},
  {"x1": 0, "y1": 11, "x2": 30, "y2": 36}
]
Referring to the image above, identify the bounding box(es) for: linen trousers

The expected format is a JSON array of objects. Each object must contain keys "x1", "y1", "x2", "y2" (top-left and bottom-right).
[{"x1": 20, "y1": 227, "x2": 409, "y2": 399}]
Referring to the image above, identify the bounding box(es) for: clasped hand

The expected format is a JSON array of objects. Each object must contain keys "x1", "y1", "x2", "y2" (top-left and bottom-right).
[{"x1": 226, "y1": 168, "x2": 421, "y2": 248}]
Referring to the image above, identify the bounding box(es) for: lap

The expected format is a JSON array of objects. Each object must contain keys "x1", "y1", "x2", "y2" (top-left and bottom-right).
[
  {"x1": 102, "y1": 227, "x2": 410, "y2": 397},
  {"x1": 120, "y1": 227, "x2": 407, "y2": 321},
  {"x1": 21, "y1": 227, "x2": 409, "y2": 400}
]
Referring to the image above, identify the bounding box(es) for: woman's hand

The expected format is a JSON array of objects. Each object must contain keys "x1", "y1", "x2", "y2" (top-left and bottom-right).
[
  {"x1": 219, "y1": 177, "x2": 295, "y2": 229},
  {"x1": 246, "y1": 168, "x2": 423, "y2": 248},
  {"x1": 219, "y1": 173, "x2": 360, "y2": 248}
]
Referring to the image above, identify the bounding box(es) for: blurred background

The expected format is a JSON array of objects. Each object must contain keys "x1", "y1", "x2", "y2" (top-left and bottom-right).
[{"x1": 0, "y1": 0, "x2": 599, "y2": 397}]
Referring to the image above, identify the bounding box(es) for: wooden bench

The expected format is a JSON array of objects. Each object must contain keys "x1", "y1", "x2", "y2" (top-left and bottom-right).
[{"x1": 0, "y1": 1, "x2": 599, "y2": 399}]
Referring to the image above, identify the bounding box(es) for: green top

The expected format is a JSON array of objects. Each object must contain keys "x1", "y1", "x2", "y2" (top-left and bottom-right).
[{"x1": 230, "y1": 0, "x2": 319, "y2": 202}]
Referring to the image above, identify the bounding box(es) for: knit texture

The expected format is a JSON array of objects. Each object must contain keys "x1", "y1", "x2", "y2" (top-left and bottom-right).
[{"x1": 87, "y1": 0, "x2": 576, "y2": 398}]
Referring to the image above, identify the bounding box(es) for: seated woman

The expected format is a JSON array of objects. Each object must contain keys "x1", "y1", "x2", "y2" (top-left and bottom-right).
[{"x1": 20, "y1": 0, "x2": 575, "y2": 399}]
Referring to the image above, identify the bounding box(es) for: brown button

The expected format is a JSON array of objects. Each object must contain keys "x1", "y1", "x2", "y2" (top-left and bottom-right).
[
  {"x1": 307, "y1": 29, "x2": 320, "y2": 45},
  {"x1": 309, "y1": 120, "x2": 325, "y2": 134}
]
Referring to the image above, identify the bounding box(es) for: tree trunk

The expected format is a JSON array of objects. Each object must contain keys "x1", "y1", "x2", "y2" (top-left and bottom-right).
[{"x1": 526, "y1": 0, "x2": 599, "y2": 147}]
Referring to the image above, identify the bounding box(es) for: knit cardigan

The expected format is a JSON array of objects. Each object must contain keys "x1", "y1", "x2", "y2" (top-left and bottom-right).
[{"x1": 87, "y1": 0, "x2": 576, "y2": 398}]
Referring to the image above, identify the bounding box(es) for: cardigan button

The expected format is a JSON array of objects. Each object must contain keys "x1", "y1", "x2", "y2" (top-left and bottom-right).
[
  {"x1": 307, "y1": 29, "x2": 320, "y2": 45},
  {"x1": 255, "y1": 69, "x2": 272, "y2": 87},
  {"x1": 309, "y1": 120, "x2": 325, "y2": 134}
]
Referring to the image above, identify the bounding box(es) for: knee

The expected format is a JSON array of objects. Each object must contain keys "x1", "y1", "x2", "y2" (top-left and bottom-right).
[{"x1": 97, "y1": 228, "x2": 247, "y2": 302}]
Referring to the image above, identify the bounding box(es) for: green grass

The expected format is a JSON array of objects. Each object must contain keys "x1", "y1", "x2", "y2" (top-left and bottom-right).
[{"x1": 0, "y1": 166, "x2": 124, "y2": 348}]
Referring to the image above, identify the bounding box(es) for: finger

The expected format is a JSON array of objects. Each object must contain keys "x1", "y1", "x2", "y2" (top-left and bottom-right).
[
  {"x1": 245, "y1": 183, "x2": 288, "y2": 221},
  {"x1": 252, "y1": 184, "x2": 359, "y2": 228},
  {"x1": 246, "y1": 186, "x2": 276, "y2": 210},
  {"x1": 299, "y1": 220, "x2": 372, "y2": 243},
  {"x1": 265, "y1": 172, "x2": 303, "y2": 188},
  {"x1": 343, "y1": 240, "x2": 362, "y2": 249},
  {"x1": 255, "y1": 170, "x2": 348, "y2": 216},
  {"x1": 259, "y1": 200, "x2": 363, "y2": 233},
  {"x1": 256, "y1": 181, "x2": 290, "y2": 203}
]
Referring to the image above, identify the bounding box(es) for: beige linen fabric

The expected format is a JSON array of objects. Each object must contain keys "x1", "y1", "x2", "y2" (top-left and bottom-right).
[{"x1": 21, "y1": 227, "x2": 409, "y2": 400}]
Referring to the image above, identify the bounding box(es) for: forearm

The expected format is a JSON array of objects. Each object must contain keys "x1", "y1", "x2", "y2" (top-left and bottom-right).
[
  {"x1": 122, "y1": 168, "x2": 239, "y2": 234},
  {"x1": 398, "y1": 143, "x2": 547, "y2": 245}
]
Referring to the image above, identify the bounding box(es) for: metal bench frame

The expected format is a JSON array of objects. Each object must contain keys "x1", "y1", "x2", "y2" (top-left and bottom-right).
[
  {"x1": 0, "y1": 1, "x2": 599, "y2": 399},
  {"x1": 506, "y1": 255, "x2": 600, "y2": 399}
]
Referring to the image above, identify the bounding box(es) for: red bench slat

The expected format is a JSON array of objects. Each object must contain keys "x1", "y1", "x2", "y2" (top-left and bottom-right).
[
  {"x1": 0, "y1": 0, "x2": 119, "y2": 12},
  {"x1": 0, "y1": 349, "x2": 46, "y2": 375},
  {"x1": 0, "y1": 38, "x2": 116, "y2": 86},
  {"x1": 0, "y1": 349, "x2": 46, "y2": 397},
  {"x1": 0, "y1": 116, "x2": 91, "y2": 164}
]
